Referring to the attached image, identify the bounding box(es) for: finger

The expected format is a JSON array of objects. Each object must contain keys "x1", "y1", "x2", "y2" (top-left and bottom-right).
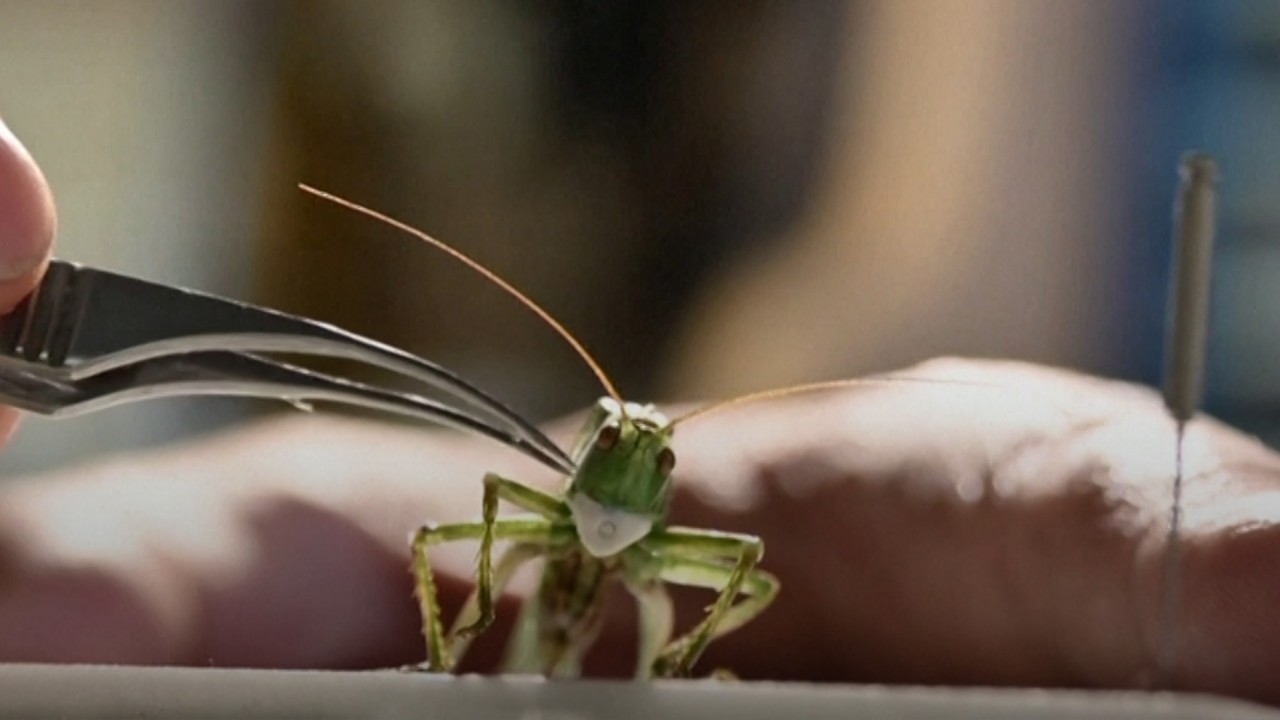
[
  {"x1": 0, "y1": 116, "x2": 55, "y2": 310},
  {"x1": 0, "y1": 116, "x2": 56, "y2": 447},
  {"x1": 0, "y1": 415, "x2": 557, "y2": 668}
]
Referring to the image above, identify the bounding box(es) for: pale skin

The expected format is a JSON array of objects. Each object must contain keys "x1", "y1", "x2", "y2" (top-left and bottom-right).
[{"x1": 2, "y1": 122, "x2": 1280, "y2": 704}]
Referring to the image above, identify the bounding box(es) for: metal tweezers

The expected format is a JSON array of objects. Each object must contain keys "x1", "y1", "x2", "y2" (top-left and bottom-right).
[{"x1": 0, "y1": 259, "x2": 574, "y2": 474}]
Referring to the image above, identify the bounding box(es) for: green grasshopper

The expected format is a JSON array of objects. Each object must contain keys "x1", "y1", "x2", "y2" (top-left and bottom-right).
[
  {"x1": 302, "y1": 185, "x2": 779, "y2": 679},
  {"x1": 299, "y1": 185, "x2": 1005, "y2": 679}
]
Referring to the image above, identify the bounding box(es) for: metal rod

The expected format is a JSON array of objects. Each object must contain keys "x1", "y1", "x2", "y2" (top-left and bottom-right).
[
  {"x1": 1156, "y1": 151, "x2": 1219, "y2": 688},
  {"x1": 1162, "y1": 152, "x2": 1219, "y2": 422}
]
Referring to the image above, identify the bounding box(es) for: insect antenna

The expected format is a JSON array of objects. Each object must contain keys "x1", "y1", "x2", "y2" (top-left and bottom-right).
[
  {"x1": 669, "y1": 375, "x2": 1031, "y2": 428},
  {"x1": 298, "y1": 184, "x2": 624, "y2": 407}
]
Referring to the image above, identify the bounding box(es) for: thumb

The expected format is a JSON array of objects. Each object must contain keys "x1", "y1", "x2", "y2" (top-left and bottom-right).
[
  {"x1": 0, "y1": 115, "x2": 55, "y2": 446},
  {"x1": 0, "y1": 115, "x2": 55, "y2": 311}
]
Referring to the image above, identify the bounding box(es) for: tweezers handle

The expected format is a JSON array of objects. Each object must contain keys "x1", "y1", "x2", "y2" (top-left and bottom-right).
[{"x1": 1, "y1": 260, "x2": 399, "y2": 375}]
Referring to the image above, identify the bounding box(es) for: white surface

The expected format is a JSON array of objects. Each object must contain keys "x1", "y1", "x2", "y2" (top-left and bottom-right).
[{"x1": 0, "y1": 665, "x2": 1277, "y2": 720}]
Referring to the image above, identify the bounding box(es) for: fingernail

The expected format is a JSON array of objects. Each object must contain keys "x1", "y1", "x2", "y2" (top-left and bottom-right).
[{"x1": 0, "y1": 116, "x2": 36, "y2": 168}]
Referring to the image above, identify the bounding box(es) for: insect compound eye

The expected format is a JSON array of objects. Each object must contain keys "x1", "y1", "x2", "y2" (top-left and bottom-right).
[
  {"x1": 595, "y1": 424, "x2": 621, "y2": 451},
  {"x1": 656, "y1": 447, "x2": 676, "y2": 476}
]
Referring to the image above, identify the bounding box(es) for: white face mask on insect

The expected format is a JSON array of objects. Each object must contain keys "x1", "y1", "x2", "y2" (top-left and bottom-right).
[{"x1": 567, "y1": 492, "x2": 654, "y2": 558}]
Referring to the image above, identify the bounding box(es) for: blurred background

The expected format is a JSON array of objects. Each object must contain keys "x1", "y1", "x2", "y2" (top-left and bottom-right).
[{"x1": 1, "y1": 0, "x2": 1278, "y2": 477}]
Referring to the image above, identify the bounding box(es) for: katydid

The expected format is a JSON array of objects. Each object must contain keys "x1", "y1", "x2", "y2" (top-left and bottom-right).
[{"x1": 301, "y1": 184, "x2": 787, "y2": 678}]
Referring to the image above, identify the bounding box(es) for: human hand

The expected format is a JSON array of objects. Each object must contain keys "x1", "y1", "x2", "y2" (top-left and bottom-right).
[
  {"x1": 1, "y1": 354, "x2": 1277, "y2": 705},
  {"x1": 662, "y1": 358, "x2": 1280, "y2": 704},
  {"x1": 0, "y1": 117, "x2": 56, "y2": 446}
]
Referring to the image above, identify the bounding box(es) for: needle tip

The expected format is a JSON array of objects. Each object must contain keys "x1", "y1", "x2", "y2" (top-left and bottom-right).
[{"x1": 1179, "y1": 152, "x2": 1219, "y2": 184}]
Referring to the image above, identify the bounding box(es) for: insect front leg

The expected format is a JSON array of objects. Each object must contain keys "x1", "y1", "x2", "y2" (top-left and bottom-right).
[
  {"x1": 445, "y1": 542, "x2": 549, "y2": 663},
  {"x1": 454, "y1": 473, "x2": 571, "y2": 640},
  {"x1": 411, "y1": 514, "x2": 568, "y2": 672},
  {"x1": 639, "y1": 528, "x2": 780, "y2": 678}
]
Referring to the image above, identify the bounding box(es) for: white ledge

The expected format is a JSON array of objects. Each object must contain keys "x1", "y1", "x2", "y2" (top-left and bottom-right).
[{"x1": 0, "y1": 665, "x2": 1277, "y2": 720}]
